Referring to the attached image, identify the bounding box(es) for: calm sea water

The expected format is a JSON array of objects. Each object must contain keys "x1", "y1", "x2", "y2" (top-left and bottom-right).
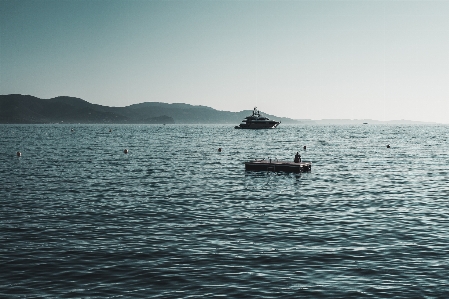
[{"x1": 1, "y1": 124, "x2": 449, "y2": 298}]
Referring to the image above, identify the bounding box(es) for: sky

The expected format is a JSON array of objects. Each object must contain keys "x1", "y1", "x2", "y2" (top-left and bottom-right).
[{"x1": 1, "y1": 0, "x2": 448, "y2": 123}]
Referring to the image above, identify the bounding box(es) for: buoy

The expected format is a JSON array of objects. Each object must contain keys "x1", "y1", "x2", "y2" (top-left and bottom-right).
[
  {"x1": 109, "y1": 129, "x2": 111, "y2": 132},
  {"x1": 387, "y1": 144, "x2": 390, "y2": 148},
  {"x1": 218, "y1": 148, "x2": 222, "y2": 152},
  {"x1": 16, "y1": 151, "x2": 21, "y2": 157},
  {"x1": 303, "y1": 145, "x2": 306, "y2": 150},
  {"x1": 71, "y1": 128, "x2": 74, "y2": 132},
  {"x1": 124, "y1": 149, "x2": 128, "y2": 154}
]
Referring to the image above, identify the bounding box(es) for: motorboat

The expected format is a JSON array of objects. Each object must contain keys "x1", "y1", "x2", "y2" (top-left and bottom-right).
[{"x1": 235, "y1": 107, "x2": 280, "y2": 129}]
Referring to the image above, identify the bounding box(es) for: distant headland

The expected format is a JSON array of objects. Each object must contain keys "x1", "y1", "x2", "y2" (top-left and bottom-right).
[
  {"x1": 0, "y1": 94, "x2": 438, "y2": 125},
  {"x1": 0, "y1": 94, "x2": 300, "y2": 124}
]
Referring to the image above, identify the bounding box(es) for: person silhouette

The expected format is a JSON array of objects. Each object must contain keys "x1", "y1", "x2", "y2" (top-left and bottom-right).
[{"x1": 294, "y1": 152, "x2": 301, "y2": 163}]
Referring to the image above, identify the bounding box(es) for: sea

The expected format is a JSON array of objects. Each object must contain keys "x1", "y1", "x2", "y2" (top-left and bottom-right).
[{"x1": 1, "y1": 124, "x2": 449, "y2": 298}]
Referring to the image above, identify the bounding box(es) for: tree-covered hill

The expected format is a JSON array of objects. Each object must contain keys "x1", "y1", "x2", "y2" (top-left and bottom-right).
[{"x1": 0, "y1": 94, "x2": 299, "y2": 124}]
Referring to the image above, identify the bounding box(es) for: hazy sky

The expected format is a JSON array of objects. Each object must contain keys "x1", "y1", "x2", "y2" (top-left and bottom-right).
[{"x1": 1, "y1": 0, "x2": 448, "y2": 123}]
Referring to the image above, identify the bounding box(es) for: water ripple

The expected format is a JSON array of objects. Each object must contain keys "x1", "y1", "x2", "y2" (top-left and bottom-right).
[{"x1": 1, "y1": 124, "x2": 449, "y2": 298}]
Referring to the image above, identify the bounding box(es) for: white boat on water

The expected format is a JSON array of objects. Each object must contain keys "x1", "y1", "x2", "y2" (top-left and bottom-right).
[{"x1": 235, "y1": 107, "x2": 281, "y2": 129}]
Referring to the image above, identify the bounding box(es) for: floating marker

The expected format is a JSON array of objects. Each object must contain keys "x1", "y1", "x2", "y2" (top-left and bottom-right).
[
  {"x1": 16, "y1": 151, "x2": 21, "y2": 157},
  {"x1": 303, "y1": 145, "x2": 306, "y2": 150},
  {"x1": 218, "y1": 148, "x2": 222, "y2": 152},
  {"x1": 124, "y1": 149, "x2": 128, "y2": 154},
  {"x1": 387, "y1": 144, "x2": 390, "y2": 148}
]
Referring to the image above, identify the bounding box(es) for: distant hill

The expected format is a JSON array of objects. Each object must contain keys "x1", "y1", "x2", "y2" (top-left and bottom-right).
[
  {"x1": 295, "y1": 119, "x2": 439, "y2": 125},
  {"x1": 125, "y1": 102, "x2": 300, "y2": 124},
  {"x1": 0, "y1": 94, "x2": 300, "y2": 124},
  {"x1": 0, "y1": 94, "x2": 437, "y2": 125}
]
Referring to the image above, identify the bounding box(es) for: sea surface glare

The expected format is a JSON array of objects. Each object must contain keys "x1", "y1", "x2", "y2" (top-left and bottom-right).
[{"x1": 1, "y1": 124, "x2": 449, "y2": 298}]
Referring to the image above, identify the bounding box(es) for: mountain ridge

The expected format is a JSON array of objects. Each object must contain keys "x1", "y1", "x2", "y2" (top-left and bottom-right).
[
  {"x1": 0, "y1": 94, "x2": 300, "y2": 124},
  {"x1": 0, "y1": 94, "x2": 439, "y2": 125}
]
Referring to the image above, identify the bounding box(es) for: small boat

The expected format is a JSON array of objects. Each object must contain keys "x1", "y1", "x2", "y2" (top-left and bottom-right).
[
  {"x1": 235, "y1": 107, "x2": 280, "y2": 129},
  {"x1": 245, "y1": 159, "x2": 311, "y2": 173}
]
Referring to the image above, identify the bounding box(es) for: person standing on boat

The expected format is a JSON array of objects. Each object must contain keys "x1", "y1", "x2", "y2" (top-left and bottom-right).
[{"x1": 294, "y1": 152, "x2": 301, "y2": 163}]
